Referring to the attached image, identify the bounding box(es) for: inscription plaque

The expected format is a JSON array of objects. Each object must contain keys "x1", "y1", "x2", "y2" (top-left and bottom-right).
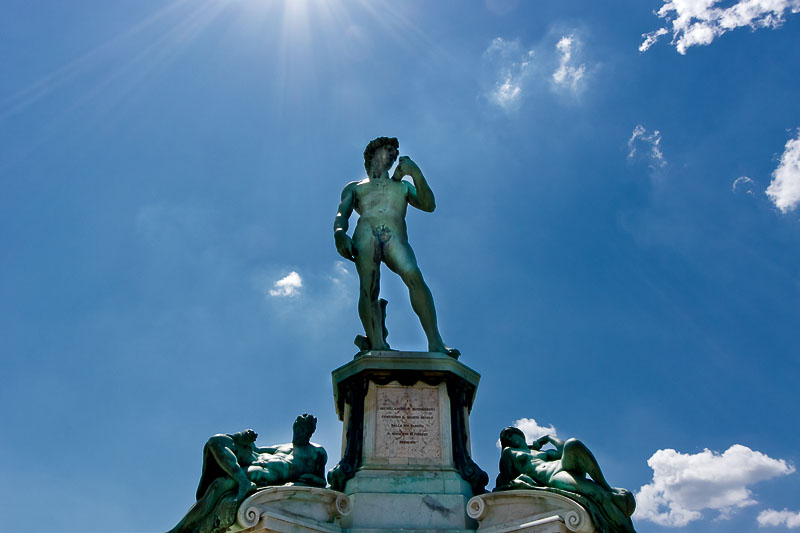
[{"x1": 374, "y1": 385, "x2": 441, "y2": 459}]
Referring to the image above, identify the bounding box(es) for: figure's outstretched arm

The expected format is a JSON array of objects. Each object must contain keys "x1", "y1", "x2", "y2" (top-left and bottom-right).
[
  {"x1": 397, "y1": 156, "x2": 436, "y2": 212},
  {"x1": 531, "y1": 435, "x2": 566, "y2": 460},
  {"x1": 530, "y1": 436, "x2": 547, "y2": 450},
  {"x1": 545, "y1": 435, "x2": 566, "y2": 451},
  {"x1": 334, "y1": 183, "x2": 357, "y2": 261},
  {"x1": 204, "y1": 436, "x2": 256, "y2": 499}
]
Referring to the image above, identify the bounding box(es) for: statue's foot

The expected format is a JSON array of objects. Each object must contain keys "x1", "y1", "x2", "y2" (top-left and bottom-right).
[
  {"x1": 444, "y1": 347, "x2": 460, "y2": 359},
  {"x1": 370, "y1": 341, "x2": 392, "y2": 352},
  {"x1": 430, "y1": 344, "x2": 460, "y2": 359},
  {"x1": 611, "y1": 488, "x2": 636, "y2": 516}
]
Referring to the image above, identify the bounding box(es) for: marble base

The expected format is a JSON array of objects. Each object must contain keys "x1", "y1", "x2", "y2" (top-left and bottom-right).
[
  {"x1": 340, "y1": 467, "x2": 476, "y2": 530},
  {"x1": 467, "y1": 491, "x2": 596, "y2": 533},
  {"x1": 231, "y1": 486, "x2": 351, "y2": 533},
  {"x1": 329, "y1": 351, "x2": 487, "y2": 531}
]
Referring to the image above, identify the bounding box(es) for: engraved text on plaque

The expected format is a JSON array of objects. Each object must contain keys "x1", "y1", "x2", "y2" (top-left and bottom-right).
[{"x1": 374, "y1": 385, "x2": 441, "y2": 458}]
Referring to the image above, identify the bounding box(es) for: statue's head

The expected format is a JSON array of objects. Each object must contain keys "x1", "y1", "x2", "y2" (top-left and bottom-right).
[
  {"x1": 233, "y1": 429, "x2": 259, "y2": 446},
  {"x1": 499, "y1": 426, "x2": 526, "y2": 449},
  {"x1": 364, "y1": 137, "x2": 399, "y2": 176},
  {"x1": 292, "y1": 413, "x2": 317, "y2": 445}
]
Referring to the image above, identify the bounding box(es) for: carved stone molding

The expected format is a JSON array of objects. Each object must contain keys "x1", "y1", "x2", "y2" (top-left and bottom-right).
[
  {"x1": 468, "y1": 490, "x2": 595, "y2": 533},
  {"x1": 235, "y1": 486, "x2": 351, "y2": 532}
]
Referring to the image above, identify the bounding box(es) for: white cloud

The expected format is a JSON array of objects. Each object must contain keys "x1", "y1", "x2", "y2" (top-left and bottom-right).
[
  {"x1": 732, "y1": 175, "x2": 755, "y2": 194},
  {"x1": 515, "y1": 417, "x2": 558, "y2": 440},
  {"x1": 641, "y1": 0, "x2": 800, "y2": 54},
  {"x1": 268, "y1": 271, "x2": 303, "y2": 297},
  {"x1": 483, "y1": 37, "x2": 535, "y2": 111},
  {"x1": 635, "y1": 445, "x2": 795, "y2": 527},
  {"x1": 497, "y1": 417, "x2": 557, "y2": 448},
  {"x1": 759, "y1": 508, "x2": 800, "y2": 528},
  {"x1": 766, "y1": 129, "x2": 800, "y2": 213},
  {"x1": 628, "y1": 125, "x2": 667, "y2": 169},
  {"x1": 552, "y1": 35, "x2": 586, "y2": 92}
]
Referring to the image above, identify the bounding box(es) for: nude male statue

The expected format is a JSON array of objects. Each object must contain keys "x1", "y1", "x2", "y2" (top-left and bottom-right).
[
  {"x1": 334, "y1": 137, "x2": 458, "y2": 357},
  {"x1": 497, "y1": 427, "x2": 635, "y2": 532},
  {"x1": 167, "y1": 414, "x2": 327, "y2": 533}
]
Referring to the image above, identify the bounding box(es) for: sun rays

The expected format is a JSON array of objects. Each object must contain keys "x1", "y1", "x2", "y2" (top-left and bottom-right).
[
  {"x1": 0, "y1": 0, "x2": 445, "y2": 176},
  {"x1": 0, "y1": 0, "x2": 429, "y2": 125}
]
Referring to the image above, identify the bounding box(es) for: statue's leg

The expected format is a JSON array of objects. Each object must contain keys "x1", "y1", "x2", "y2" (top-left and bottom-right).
[
  {"x1": 353, "y1": 233, "x2": 388, "y2": 351},
  {"x1": 560, "y1": 439, "x2": 613, "y2": 491},
  {"x1": 550, "y1": 470, "x2": 606, "y2": 500},
  {"x1": 167, "y1": 478, "x2": 237, "y2": 533},
  {"x1": 246, "y1": 461, "x2": 290, "y2": 487},
  {"x1": 383, "y1": 241, "x2": 457, "y2": 356},
  {"x1": 551, "y1": 471, "x2": 633, "y2": 525},
  {"x1": 205, "y1": 436, "x2": 256, "y2": 500}
]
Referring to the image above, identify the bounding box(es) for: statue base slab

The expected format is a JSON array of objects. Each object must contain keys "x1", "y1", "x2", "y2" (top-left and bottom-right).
[
  {"x1": 231, "y1": 486, "x2": 351, "y2": 533},
  {"x1": 341, "y1": 467, "x2": 475, "y2": 531},
  {"x1": 467, "y1": 491, "x2": 596, "y2": 533}
]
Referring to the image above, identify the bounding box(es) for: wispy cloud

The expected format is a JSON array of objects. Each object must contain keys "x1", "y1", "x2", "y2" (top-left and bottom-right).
[
  {"x1": 635, "y1": 445, "x2": 795, "y2": 527},
  {"x1": 268, "y1": 271, "x2": 303, "y2": 297},
  {"x1": 552, "y1": 35, "x2": 586, "y2": 92},
  {"x1": 483, "y1": 37, "x2": 535, "y2": 111},
  {"x1": 766, "y1": 129, "x2": 800, "y2": 213},
  {"x1": 732, "y1": 175, "x2": 755, "y2": 194},
  {"x1": 482, "y1": 31, "x2": 593, "y2": 110},
  {"x1": 640, "y1": 0, "x2": 800, "y2": 54},
  {"x1": 497, "y1": 417, "x2": 557, "y2": 448},
  {"x1": 759, "y1": 508, "x2": 800, "y2": 528},
  {"x1": 628, "y1": 125, "x2": 667, "y2": 169}
]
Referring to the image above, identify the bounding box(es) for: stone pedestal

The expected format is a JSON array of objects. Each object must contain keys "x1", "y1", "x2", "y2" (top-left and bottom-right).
[
  {"x1": 231, "y1": 486, "x2": 351, "y2": 533},
  {"x1": 328, "y1": 351, "x2": 488, "y2": 532},
  {"x1": 467, "y1": 491, "x2": 596, "y2": 533}
]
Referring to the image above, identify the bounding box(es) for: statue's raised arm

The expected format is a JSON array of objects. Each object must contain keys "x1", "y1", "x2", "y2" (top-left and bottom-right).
[
  {"x1": 393, "y1": 156, "x2": 436, "y2": 212},
  {"x1": 334, "y1": 182, "x2": 358, "y2": 262}
]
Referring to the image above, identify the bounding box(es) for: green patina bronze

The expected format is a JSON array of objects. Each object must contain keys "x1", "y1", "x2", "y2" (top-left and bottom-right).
[
  {"x1": 334, "y1": 137, "x2": 458, "y2": 358},
  {"x1": 495, "y1": 427, "x2": 636, "y2": 533},
  {"x1": 167, "y1": 414, "x2": 327, "y2": 533}
]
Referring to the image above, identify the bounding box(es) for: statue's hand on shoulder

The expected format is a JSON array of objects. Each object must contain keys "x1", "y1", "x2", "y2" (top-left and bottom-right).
[
  {"x1": 334, "y1": 231, "x2": 357, "y2": 261},
  {"x1": 393, "y1": 156, "x2": 420, "y2": 180}
]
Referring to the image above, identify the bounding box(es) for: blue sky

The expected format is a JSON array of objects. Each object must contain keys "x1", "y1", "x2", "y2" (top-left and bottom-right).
[{"x1": 1, "y1": 1, "x2": 799, "y2": 531}]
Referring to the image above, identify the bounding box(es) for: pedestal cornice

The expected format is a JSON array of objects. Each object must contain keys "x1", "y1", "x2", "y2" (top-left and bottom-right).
[{"x1": 332, "y1": 351, "x2": 481, "y2": 419}]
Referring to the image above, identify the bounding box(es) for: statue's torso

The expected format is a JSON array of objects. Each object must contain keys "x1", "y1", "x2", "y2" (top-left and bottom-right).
[
  {"x1": 289, "y1": 443, "x2": 324, "y2": 475},
  {"x1": 510, "y1": 448, "x2": 557, "y2": 484},
  {"x1": 247, "y1": 443, "x2": 323, "y2": 477},
  {"x1": 352, "y1": 178, "x2": 409, "y2": 231}
]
